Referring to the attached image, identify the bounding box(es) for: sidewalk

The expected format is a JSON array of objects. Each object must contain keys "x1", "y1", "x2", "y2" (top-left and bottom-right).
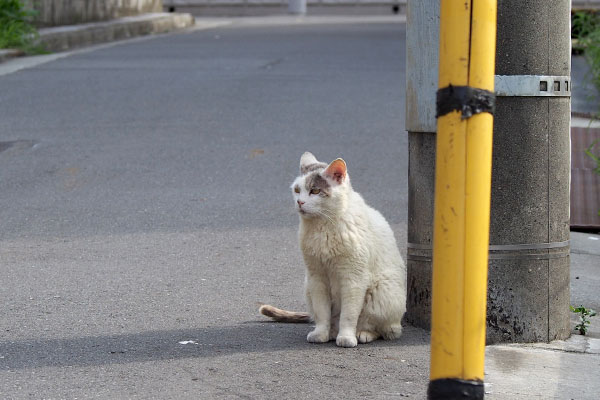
[{"x1": 484, "y1": 231, "x2": 600, "y2": 398}]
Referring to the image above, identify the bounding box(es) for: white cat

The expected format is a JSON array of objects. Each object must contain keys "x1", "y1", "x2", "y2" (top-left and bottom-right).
[{"x1": 260, "y1": 152, "x2": 406, "y2": 348}]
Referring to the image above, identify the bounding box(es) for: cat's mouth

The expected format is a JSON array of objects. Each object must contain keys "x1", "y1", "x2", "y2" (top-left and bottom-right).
[{"x1": 298, "y1": 207, "x2": 311, "y2": 216}]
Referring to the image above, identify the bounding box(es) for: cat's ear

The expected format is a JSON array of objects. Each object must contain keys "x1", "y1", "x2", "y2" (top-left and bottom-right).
[
  {"x1": 300, "y1": 152, "x2": 319, "y2": 172},
  {"x1": 323, "y1": 158, "x2": 347, "y2": 185}
]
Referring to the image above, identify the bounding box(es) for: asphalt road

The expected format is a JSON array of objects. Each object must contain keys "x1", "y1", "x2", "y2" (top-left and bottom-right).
[{"x1": 0, "y1": 19, "x2": 429, "y2": 399}]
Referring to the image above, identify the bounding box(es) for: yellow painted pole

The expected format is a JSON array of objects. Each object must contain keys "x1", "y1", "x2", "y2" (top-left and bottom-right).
[
  {"x1": 429, "y1": 0, "x2": 471, "y2": 381},
  {"x1": 463, "y1": 0, "x2": 497, "y2": 382},
  {"x1": 428, "y1": 0, "x2": 497, "y2": 398}
]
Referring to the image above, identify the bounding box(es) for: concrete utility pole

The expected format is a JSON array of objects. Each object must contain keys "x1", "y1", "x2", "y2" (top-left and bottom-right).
[
  {"x1": 489, "y1": 0, "x2": 571, "y2": 342},
  {"x1": 406, "y1": 0, "x2": 571, "y2": 343},
  {"x1": 405, "y1": 0, "x2": 439, "y2": 332}
]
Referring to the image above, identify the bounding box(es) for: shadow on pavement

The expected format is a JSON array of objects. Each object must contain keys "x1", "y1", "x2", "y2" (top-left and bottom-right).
[{"x1": 1, "y1": 323, "x2": 429, "y2": 370}]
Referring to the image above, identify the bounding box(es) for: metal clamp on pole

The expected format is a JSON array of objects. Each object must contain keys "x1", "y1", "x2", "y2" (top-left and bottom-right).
[{"x1": 495, "y1": 75, "x2": 571, "y2": 97}]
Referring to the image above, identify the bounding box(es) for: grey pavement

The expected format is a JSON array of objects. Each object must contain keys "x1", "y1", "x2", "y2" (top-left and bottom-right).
[{"x1": 0, "y1": 15, "x2": 598, "y2": 399}]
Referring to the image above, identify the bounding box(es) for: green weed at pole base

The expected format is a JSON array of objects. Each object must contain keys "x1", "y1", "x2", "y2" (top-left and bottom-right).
[{"x1": 570, "y1": 305, "x2": 597, "y2": 335}]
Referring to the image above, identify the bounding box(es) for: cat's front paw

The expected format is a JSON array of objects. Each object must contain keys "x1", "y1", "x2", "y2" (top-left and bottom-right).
[
  {"x1": 357, "y1": 330, "x2": 379, "y2": 343},
  {"x1": 336, "y1": 335, "x2": 358, "y2": 348},
  {"x1": 307, "y1": 329, "x2": 329, "y2": 343}
]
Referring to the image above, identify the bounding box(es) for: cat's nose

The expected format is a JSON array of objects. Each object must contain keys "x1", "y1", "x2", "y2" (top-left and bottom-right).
[{"x1": 297, "y1": 200, "x2": 305, "y2": 206}]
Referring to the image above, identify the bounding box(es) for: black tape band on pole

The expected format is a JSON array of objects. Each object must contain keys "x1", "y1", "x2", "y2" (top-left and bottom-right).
[
  {"x1": 428, "y1": 378, "x2": 484, "y2": 400},
  {"x1": 436, "y1": 85, "x2": 496, "y2": 119}
]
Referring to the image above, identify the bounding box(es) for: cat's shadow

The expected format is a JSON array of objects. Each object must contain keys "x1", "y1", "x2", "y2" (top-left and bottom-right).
[{"x1": 1, "y1": 322, "x2": 429, "y2": 370}]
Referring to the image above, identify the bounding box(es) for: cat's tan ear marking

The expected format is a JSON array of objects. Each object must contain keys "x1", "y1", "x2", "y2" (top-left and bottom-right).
[{"x1": 324, "y1": 158, "x2": 347, "y2": 184}]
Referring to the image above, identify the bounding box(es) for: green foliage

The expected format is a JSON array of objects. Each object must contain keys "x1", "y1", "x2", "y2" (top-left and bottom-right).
[
  {"x1": 573, "y1": 11, "x2": 600, "y2": 41},
  {"x1": 0, "y1": 0, "x2": 44, "y2": 53},
  {"x1": 570, "y1": 305, "x2": 597, "y2": 335}
]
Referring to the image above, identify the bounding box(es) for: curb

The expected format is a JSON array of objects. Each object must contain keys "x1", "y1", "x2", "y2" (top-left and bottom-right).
[
  {"x1": 0, "y1": 12, "x2": 195, "y2": 62},
  {"x1": 38, "y1": 12, "x2": 195, "y2": 53},
  {"x1": 0, "y1": 49, "x2": 25, "y2": 63}
]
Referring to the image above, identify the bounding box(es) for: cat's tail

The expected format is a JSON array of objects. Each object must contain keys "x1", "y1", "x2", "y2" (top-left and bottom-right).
[{"x1": 259, "y1": 304, "x2": 311, "y2": 323}]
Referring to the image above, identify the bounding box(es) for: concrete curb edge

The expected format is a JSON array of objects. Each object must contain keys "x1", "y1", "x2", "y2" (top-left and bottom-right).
[{"x1": 0, "y1": 12, "x2": 195, "y2": 61}]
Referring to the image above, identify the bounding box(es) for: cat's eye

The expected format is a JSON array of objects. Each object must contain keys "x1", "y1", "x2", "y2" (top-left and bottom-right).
[
  {"x1": 294, "y1": 187, "x2": 300, "y2": 193},
  {"x1": 310, "y1": 188, "x2": 321, "y2": 195}
]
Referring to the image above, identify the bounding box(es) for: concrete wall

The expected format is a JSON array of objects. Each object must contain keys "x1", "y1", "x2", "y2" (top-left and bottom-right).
[
  {"x1": 164, "y1": 0, "x2": 403, "y2": 6},
  {"x1": 573, "y1": 0, "x2": 600, "y2": 9},
  {"x1": 26, "y1": 0, "x2": 163, "y2": 27},
  {"x1": 163, "y1": 0, "x2": 406, "y2": 16}
]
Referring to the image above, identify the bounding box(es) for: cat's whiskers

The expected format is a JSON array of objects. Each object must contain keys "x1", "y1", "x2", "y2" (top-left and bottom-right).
[{"x1": 315, "y1": 209, "x2": 337, "y2": 224}]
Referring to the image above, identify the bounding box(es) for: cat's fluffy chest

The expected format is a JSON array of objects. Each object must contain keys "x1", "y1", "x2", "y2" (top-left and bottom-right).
[{"x1": 299, "y1": 213, "x2": 369, "y2": 263}]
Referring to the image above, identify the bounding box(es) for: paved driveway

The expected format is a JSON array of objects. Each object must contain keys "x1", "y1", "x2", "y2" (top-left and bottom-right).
[{"x1": 0, "y1": 20, "x2": 427, "y2": 399}]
